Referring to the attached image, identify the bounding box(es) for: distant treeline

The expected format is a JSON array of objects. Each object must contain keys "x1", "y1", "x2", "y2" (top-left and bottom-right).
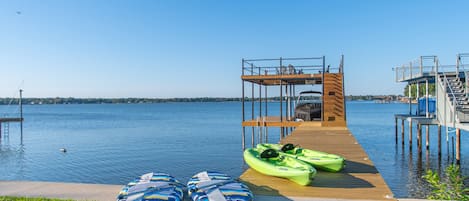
[{"x1": 0, "y1": 95, "x2": 404, "y2": 105}]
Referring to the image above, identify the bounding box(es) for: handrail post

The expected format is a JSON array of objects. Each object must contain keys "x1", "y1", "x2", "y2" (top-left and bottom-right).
[
  {"x1": 409, "y1": 62, "x2": 413, "y2": 80},
  {"x1": 420, "y1": 56, "x2": 423, "y2": 76},
  {"x1": 456, "y1": 54, "x2": 460, "y2": 75},
  {"x1": 402, "y1": 65, "x2": 406, "y2": 81}
]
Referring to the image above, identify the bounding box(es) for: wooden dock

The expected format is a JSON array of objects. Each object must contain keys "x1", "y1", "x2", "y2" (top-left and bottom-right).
[{"x1": 239, "y1": 124, "x2": 395, "y2": 200}]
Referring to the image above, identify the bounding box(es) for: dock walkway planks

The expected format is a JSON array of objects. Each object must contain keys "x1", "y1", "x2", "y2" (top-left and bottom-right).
[{"x1": 239, "y1": 124, "x2": 395, "y2": 200}]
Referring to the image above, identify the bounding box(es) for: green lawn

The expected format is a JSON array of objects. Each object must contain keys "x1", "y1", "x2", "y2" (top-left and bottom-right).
[{"x1": 0, "y1": 197, "x2": 77, "y2": 201}]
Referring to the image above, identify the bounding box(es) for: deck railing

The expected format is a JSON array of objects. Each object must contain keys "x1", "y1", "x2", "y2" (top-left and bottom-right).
[
  {"x1": 242, "y1": 57, "x2": 342, "y2": 76},
  {"x1": 395, "y1": 54, "x2": 469, "y2": 82},
  {"x1": 394, "y1": 56, "x2": 437, "y2": 82}
]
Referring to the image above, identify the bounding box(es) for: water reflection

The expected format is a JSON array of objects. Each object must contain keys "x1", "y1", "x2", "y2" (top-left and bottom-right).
[
  {"x1": 0, "y1": 142, "x2": 27, "y2": 181},
  {"x1": 394, "y1": 130, "x2": 466, "y2": 198}
]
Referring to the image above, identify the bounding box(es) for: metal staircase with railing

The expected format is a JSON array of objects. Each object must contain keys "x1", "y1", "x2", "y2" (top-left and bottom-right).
[{"x1": 437, "y1": 73, "x2": 469, "y2": 124}]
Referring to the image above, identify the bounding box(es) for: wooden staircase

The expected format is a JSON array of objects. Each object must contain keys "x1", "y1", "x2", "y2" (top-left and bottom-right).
[{"x1": 322, "y1": 73, "x2": 346, "y2": 127}]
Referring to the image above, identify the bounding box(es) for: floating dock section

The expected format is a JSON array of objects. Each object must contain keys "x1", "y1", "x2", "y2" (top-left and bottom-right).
[{"x1": 240, "y1": 56, "x2": 395, "y2": 200}]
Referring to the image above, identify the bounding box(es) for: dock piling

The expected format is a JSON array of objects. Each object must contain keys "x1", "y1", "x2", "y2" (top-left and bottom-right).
[
  {"x1": 409, "y1": 120, "x2": 413, "y2": 149},
  {"x1": 242, "y1": 127, "x2": 246, "y2": 150},
  {"x1": 426, "y1": 125, "x2": 429, "y2": 150},
  {"x1": 456, "y1": 128, "x2": 461, "y2": 164},
  {"x1": 401, "y1": 119, "x2": 405, "y2": 145},
  {"x1": 395, "y1": 117, "x2": 398, "y2": 144},
  {"x1": 417, "y1": 123, "x2": 422, "y2": 153},
  {"x1": 438, "y1": 125, "x2": 441, "y2": 156},
  {"x1": 19, "y1": 89, "x2": 23, "y2": 144}
]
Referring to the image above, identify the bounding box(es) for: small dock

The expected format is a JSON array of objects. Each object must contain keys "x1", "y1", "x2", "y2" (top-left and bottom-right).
[
  {"x1": 239, "y1": 124, "x2": 394, "y2": 200},
  {"x1": 239, "y1": 56, "x2": 394, "y2": 200},
  {"x1": 0, "y1": 89, "x2": 25, "y2": 141},
  {"x1": 393, "y1": 54, "x2": 469, "y2": 163}
]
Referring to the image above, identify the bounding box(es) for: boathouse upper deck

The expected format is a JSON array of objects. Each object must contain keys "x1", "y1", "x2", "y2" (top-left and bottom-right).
[
  {"x1": 241, "y1": 57, "x2": 342, "y2": 85},
  {"x1": 394, "y1": 54, "x2": 469, "y2": 83}
]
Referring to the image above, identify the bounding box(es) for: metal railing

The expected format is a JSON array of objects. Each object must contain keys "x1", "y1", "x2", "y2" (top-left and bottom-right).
[
  {"x1": 441, "y1": 72, "x2": 460, "y2": 124},
  {"x1": 242, "y1": 57, "x2": 340, "y2": 76},
  {"x1": 394, "y1": 56, "x2": 437, "y2": 82}
]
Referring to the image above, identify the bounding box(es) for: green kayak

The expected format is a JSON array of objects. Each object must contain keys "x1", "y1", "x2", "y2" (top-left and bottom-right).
[
  {"x1": 243, "y1": 148, "x2": 316, "y2": 186},
  {"x1": 257, "y1": 143, "x2": 345, "y2": 172}
]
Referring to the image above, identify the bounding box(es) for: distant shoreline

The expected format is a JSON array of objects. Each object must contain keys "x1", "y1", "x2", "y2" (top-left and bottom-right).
[{"x1": 0, "y1": 95, "x2": 405, "y2": 105}]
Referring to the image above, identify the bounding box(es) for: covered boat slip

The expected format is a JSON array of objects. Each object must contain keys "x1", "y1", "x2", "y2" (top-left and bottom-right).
[{"x1": 239, "y1": 125, "x2": 395, "y2": 200}]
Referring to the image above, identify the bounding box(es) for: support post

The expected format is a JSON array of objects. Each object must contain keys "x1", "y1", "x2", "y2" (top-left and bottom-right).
[
  {"x1": 417, "y1": 123, "x2": 422, "y2": 153},
  {"x1": 426, "y1": 80, "x2": 429, "y2": 118},
  {"x1": 456, "y1": 128, "x2": 461, "y2": 164},
  {"x1": 395, "y1": 117, "x2": 398, "y2": 144},
  {"x1": 289, "y1": 84, "x2": 293, "y2": 133},
  {"x1": 417, "y1": 83, "x2": 420, "y2": 115},
  {"x1": 259, "y1": 68, "x2": 262, "y2": 144},
  {"x1": 401, "y1": 119, "x2": 405, "y2": 145},
  {"x1": 322, "y1": 56, "x2": 325, "y2": 122},
  {"x1": 426, "y1": 125, "x2": 430, "y2": 150},
  {"x1": 280, "y1": 57, "x2": 284, "y2": 139},
  {"x1": 264, "y1": 81, "x2": 268, "y2": 141},
  {"x1": 408, "y1": 83, "x2": 412, "y2": 115},
  {"x1": 438, "y1": 125, "x2": 441, "y2": 157},
  {"x1": 285, "y1": 84, "x2": 289, "y2": 136},
  {"x1": 242, "y1": 127, "x2": 245, "y2": 150},
  {"x1": 20, "y1": 89, "x2": 23, "y2": 144},
  {"x1": 241, "y1": 59, "x2": 246, "y2": 150},
  {"x1": 251, "y1": 64, "x2": 255, "y2": 147},
  {"x1": 409, "y1": 119, "x2": 413, "y2": 149}
]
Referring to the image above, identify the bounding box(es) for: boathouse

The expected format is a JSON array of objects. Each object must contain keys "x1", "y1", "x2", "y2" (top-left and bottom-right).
[
  {"x1": 239, "y1": 56, "x2": 395, "y2": 200},
  {"x1": 394, "y1": 54, "x2": 469, "y2": 164}
]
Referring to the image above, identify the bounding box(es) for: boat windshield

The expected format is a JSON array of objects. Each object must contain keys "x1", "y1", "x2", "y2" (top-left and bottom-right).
[{"x1": 296, "y1": 91, "x2": 322, "y2": 104}]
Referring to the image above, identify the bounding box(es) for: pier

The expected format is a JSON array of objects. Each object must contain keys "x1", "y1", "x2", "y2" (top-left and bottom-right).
[
  {"x1": 393, "y1": 54, "x2": 469, "y2": 164},
  {"x1": 0, "y1": 89, "x2": 24, "y2": 143},
  {"x1": 240, "y1": 56, "x2": 395, "y2": 200},
  {"x1": 239, "y1": 124, "x2": 394, "y2": 200}
]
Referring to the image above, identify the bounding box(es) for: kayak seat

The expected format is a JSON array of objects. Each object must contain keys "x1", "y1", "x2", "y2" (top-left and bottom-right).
[
  {"x1": 281, "y1": 143, "x2": 296, "y2": 152},
  {"x1": 260, "y1": 149, "x2": 279, "y2": 159}
]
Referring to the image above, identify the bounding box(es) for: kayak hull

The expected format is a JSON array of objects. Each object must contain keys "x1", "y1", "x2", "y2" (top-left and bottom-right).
[
  {"x1": 257, "y1": 143, "x2": 345, "y2": 172},
  {"x1": 243, "y1": 148, "x2": 316, "y2": 186}
]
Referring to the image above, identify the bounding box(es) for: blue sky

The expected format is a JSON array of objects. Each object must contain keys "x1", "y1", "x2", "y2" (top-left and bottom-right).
[{"x1": 1, "y1": 0, "x2": 468, "y2": 98}]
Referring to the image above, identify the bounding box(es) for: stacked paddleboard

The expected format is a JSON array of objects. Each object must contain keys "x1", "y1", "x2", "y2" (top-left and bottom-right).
[
  {"x1": 118, "y1": 171, "x2": 253, "y2": 201},
  {"x1": 187, "y1": 171, "x2": 253, "y2": 201},
  {"x1": 117, "y1": 172, "x2": 184, "y2": 201}
]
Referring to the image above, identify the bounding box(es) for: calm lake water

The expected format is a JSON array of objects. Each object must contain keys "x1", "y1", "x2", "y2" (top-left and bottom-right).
[{"x1": 0, "y1": 102, "x2": 468, "y2": 198}]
